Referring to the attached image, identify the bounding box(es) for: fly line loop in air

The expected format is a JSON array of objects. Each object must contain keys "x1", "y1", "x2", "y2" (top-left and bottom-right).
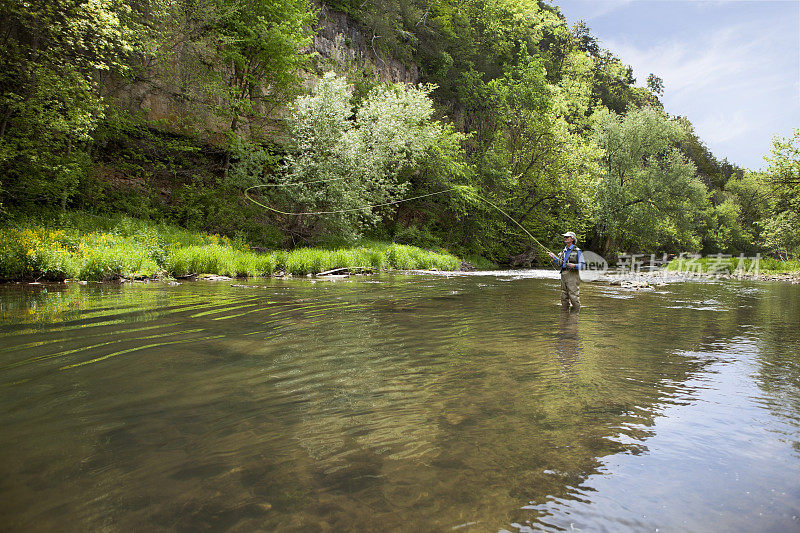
[{"x1": 243, "y1": 180, "x2": 556, "y2": 261}]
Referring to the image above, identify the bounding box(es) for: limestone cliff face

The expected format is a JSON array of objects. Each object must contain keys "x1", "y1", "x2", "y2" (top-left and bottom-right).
[
  {"x1": 313, "y1": 5, "x2": 419, "y2": 85},
  {"x1": 105, "y1": 5, "x2": 419, "y2": 142}
]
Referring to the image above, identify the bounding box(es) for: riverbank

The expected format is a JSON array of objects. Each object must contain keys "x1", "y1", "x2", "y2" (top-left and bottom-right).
[
  {"x1": 0, "y1": 212, "x2": 462, "y2": 282},
  {"x1": 663, "y1": 256, "x2": 800, "y2": 283}
]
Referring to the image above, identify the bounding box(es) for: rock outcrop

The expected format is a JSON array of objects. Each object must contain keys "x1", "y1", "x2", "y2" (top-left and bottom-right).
[
  {"x1": 313, "y1": 5, "x2": 420, "y2": 85},
  {"x1": 104, "y1": 5, "x2": 420, "y2": 142}
]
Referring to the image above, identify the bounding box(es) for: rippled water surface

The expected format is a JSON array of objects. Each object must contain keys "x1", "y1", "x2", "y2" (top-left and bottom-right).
[{"x1": 1, "y1": 274, "x2": 799, "y2": 531}]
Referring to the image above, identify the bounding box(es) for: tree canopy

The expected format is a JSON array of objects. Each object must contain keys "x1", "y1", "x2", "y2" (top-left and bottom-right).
[{"x1": 1, "y1": 0, "x2": 796, "y2": 261}]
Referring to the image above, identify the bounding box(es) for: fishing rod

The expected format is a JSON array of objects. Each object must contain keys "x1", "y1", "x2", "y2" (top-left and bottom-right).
[
  {"x1": 244, "y1": 181, "x2": 558, "y2": 267},
  {"x1": 470, "y1": 193, "x2": 553, "y2": 257}
]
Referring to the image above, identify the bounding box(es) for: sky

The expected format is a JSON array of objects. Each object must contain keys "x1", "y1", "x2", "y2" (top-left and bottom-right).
[{"x1": 554, "y1": 0, "x2": 800, "y2": 171}]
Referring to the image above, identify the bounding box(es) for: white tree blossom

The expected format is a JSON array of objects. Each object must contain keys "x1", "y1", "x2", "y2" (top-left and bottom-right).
[{"x1": 283, "y1": 72, "x2": 448, "y2": 240}]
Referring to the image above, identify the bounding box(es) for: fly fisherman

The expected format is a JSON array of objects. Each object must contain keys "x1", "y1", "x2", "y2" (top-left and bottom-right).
[{"x1": 548, "y1": 231, "x2": 585, "y2": 311}]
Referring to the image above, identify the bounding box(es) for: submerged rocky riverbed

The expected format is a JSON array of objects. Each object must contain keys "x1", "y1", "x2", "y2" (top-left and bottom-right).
[{"x1": 0, "y1": 273, "x2": 798, "y2": 531}]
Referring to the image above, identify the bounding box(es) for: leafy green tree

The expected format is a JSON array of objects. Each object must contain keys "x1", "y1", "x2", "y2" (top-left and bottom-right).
[
  {"x1": 0, "y1": 0, "x2": 132, "y2": 208},
  {"x1": 713, "y1": 171, "x2": 771, "y2": 254},
  {"x1": 571, "y1": 20, "x2": 600, "y2": 57},
  {"x1": 481, "y1": 49, "x2": 596, "y2": 252},
  {"x1": 760, "y1": 211, "x2": 800, "y2": 260},
  {"x1": 551, "y1": 49, "x2": 595, "y2": 133},
  {"x1": 130, "y1": 0, "x2": 315, "y2": 176},
  {"x1": 591, "y1": 107, "x2": 709, "y2": 253},
  {"x1": 214, "y1": 0, "x2": 316, "y2": 175},
  {"x1": 756, "y1": 129, "x2": 800, "y2": 258},
  {"x1": 646, "y1": 74, "x2": 664, "y2": 98},
  {"x1": 764, "y1": 129, "x2": 800, "y2": 216},
  {"x1": 453, "y1": 50, "x2": 557, "y2": 257},
  {"x1": 483, "y1": 50, "x2": 552, "y2": 189},
  {"x1": 278, "y1": 72, "x2": 463, "y2": 242},
  {"x1": 674, "y1": 116, "x2": 731, "y2": 189}
]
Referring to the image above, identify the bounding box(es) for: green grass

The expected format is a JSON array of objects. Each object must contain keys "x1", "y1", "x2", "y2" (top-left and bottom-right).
[
  {"x1": 664, "y1": 255, "x2": 800, "y2": 276},
  {"x1": 280, "y1": 244, "x2": 460, "y2": 275},
  {"x1": 460, "y1": 254, "x2": 497, "y2": 270},
  {"x1": 1, "y1": 212, "x2": 462, "y2": 281}
]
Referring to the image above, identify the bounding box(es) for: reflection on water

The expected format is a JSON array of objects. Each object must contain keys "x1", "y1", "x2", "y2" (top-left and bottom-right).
[
  {"x1": 555, "y1": 310, "x2": 581, "y2": 382},
  {"x1": 0, "y1": 275, "x2": 799, "y2": 531}
]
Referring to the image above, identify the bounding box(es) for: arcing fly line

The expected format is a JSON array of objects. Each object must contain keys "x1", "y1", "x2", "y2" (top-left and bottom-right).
[
  {"x1": 244, "y1": 181, "x2": 556, "y2": 264},
  {"x1": 244, "y1": 182, "x2": 459, "y2": 216}
]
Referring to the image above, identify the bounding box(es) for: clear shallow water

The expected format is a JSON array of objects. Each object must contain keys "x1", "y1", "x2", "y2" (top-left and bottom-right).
[{"x1": 0, "y1": 274, "x2": 798, "y2": 532}]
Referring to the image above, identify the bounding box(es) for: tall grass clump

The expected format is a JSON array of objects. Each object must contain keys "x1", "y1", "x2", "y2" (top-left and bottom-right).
[
  {"x1": 164, "y1": 244, "x2": 279, "y2": 277},
  {"x1": 165, "y1": 245, "x2": 240, "y2": 277},
  {"x1": 760, "y1": 257, "x2": 800, "y2": 273},
  {"x1": 76, "y1": 235, "x2": 161, "y2": 280},
  {"x1": 284, "y1": 248, "x2": 331, "y2": 275},
  {"x1": 273, "y1": 244, "x2": 459, "y2": 275},
  {"x1": 364, "y1": 247, "x2": 387, "y2": 270},
  {"x1": 2, "y1": 211, "x2": 463, "y2": 281},
  {"x1": 462, "y1": 254, "x2": 496, "y2": 270},
  {"x1": 255, "y1": 253, "x2": 278, "y2": 276},
  {"x1": 384, "y1": 243, "x2": 460, "y2": 270},
  {"x1": 387, "y1": 244, "x2": 415, "y2": 270}
]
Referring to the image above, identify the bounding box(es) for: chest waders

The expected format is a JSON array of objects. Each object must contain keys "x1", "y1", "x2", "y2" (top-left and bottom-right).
[{"x1": 558, "y1": 246, "x2": 581, "y2": 310}]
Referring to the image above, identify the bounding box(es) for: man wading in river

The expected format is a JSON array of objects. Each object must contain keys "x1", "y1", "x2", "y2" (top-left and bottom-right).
[{"x1": 548, "y1": 231, "x2": 585, "y2": 311}]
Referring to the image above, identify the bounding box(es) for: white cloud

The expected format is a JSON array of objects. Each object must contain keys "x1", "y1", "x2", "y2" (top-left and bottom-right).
[
  {"x1": 574, "y1": 0, "x2": 634, "y2": 21},
  {"x1": 558, "y1": 0, "x2": 799, "y2": 168},
  {"x1": 604, "y1": 24, "x2": 793, "y2": 157},
  {"x1": 605, "y1": 25, "x2": 768, "y2": 99},
  {"x1": 694, "y1": 111, "x2": 749, "y2": 144}
]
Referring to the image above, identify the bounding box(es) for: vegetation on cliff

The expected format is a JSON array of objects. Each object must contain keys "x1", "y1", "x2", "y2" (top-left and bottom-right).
[{"x1": 1, "y1": 0, "x2": 797, "y2": 269}]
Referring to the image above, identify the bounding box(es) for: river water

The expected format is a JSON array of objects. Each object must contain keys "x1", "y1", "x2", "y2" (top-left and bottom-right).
[{"x1": 0, "y1": 273, "x2": 798, "y2": 532}]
